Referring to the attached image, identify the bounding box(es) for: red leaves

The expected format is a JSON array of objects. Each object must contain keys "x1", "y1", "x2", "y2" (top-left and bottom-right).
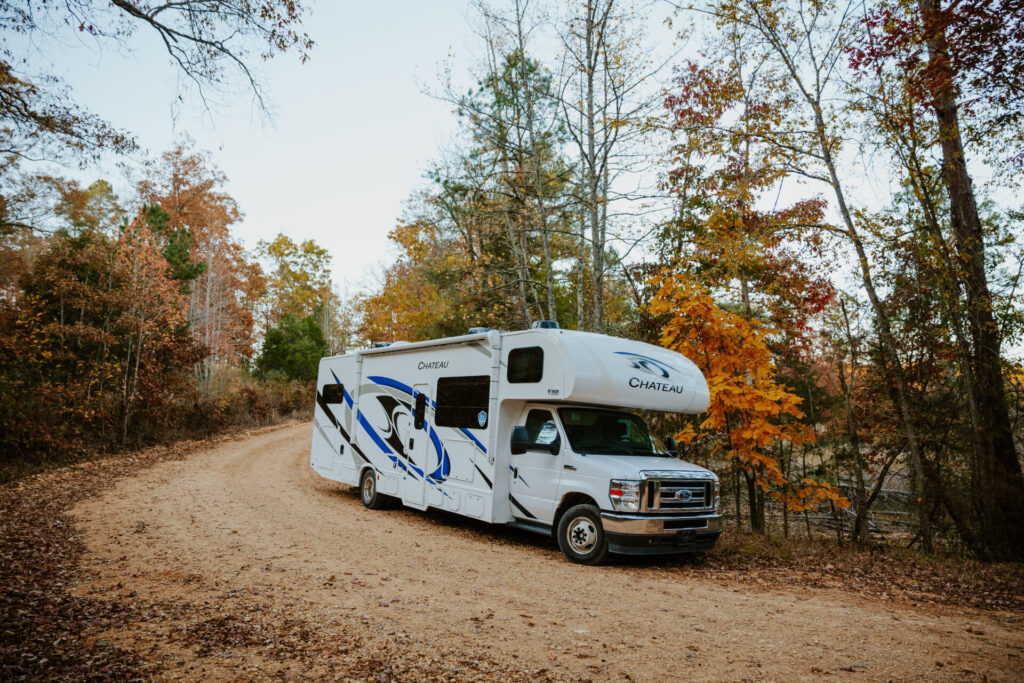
[{"x1": 849, "y1": 0, "x2": 1024, "y2": 163}]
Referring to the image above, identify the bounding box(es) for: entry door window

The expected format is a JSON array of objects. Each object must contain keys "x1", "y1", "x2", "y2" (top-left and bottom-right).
[{"x1": 524, "y1": 410, "x2": 558, "y2": 450}]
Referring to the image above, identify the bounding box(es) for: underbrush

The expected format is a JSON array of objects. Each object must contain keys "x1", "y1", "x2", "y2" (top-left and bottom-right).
[
  {"x1": 687, "y1": 528, "x2": 1024, "y2": 612},
  {"x1": 0, "y1": 377, "x2": 311, "y2": 484}
]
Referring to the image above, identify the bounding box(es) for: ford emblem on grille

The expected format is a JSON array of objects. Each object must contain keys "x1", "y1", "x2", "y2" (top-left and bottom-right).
[{"x1": 676, "y1": 489, "x2": 692, "y2": 502}]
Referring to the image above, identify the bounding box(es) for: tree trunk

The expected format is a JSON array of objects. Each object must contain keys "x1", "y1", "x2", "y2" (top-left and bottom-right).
[
  {"x1": 918, "y1": 0, "x2": 1024, "y2": 560},
  {"x1": 576, "y1": 213, "x2": 586, "y2": 330},
  {"x1": 744, "y1": 470, "x2": 765, "y2": 533},
  {"x1": 584, "y1": 6, "x2": 604, "y2": 333},
  {"x1": 733, "y1": 468, "x2": 742, "y2": 533},
  {"x1": 781, "y1": 442, "x2": 790, "y2": 539},
  {"x1": 811, "y1": 103, "x2": 934, "y2": 552},
  {"x1": 514, "y1": 0, "x2": 558, "y2": 323},
  {"x1": 802, "y1": 446, "x2": 812, "y2": 539},
  {"x1": 838, "y1": 298, "x2": 870, "y2": 544},
  {"x1": 503, "y1": 210, "x2": 532, "y2": 329}
]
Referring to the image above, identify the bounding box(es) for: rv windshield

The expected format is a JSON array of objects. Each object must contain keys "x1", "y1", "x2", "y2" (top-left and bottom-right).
[{"x1": 557, "y1": 408, "x2": 667, "y2": 456}]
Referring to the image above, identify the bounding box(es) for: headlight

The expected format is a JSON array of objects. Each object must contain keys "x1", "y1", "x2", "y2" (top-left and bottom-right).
[
  {"x1": 714, "y1": 479, "x2": 721, "y2": 511},
  {"x1": 609, "y1": 479, "x2": 641, "y2": 512}
]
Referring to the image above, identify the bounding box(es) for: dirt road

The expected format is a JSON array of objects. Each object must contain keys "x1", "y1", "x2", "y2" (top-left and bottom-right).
[{"x1": 68, "y1": 423, "x2": 1023, "y2": 681}]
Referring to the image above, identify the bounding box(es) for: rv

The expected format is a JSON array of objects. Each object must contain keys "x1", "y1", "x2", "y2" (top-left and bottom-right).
[{"x1": 310, "y1": 324, "x2": 721, "y2": 564}]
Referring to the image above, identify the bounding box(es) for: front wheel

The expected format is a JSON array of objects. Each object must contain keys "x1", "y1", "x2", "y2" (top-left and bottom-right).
[
  {"x1": 360, "y1": 468, "x2": 388, "y2": 510},
  {"x1": 556, "y1": 504, "x2": 609, "y2": 565}
]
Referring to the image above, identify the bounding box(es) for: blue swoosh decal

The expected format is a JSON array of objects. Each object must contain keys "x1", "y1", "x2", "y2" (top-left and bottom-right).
[
  {"x1": 460, "y1": 428, "x2": 487, "y2": 453},
  {"x1": 368, "y1": 375, "x2": 414, "y2": 396},
  {"x1": 359, "y1": 375, "x2": 448, "y2": 485},
  {"x1": 428, "y1": 426, "x2": 450, "y2": 481},
  {"x1": 613, "y1": 350, "x2": 678, "y2": 372},
  {"x1": 357, "y1": 410, "x2": 393, "y2": 455},
  {"x1": 356, "y1": 409, "x2": 423, "y2": 478},
  {"x1": 329, "y1": 370, "x2": 353, "y2": 407}
]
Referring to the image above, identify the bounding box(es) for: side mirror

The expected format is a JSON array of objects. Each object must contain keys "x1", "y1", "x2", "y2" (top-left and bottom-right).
[
  {"x1": 665, "y1": 436, "x2": 678, "y2": 456},
  {"x1": 511, "y1": 426, "x2": 529, "y2": 455}
]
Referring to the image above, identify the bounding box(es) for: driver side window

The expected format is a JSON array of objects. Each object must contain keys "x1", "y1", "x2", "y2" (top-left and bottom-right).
[{"x1": 525, "y1": 410, "x2": 559, "y2": 450}]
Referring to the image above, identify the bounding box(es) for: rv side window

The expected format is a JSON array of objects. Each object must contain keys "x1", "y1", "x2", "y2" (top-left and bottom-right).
[
  {"x1": 436, "y1": 375, "x2": 490, "y2": 429},
  {"x1": 414, "y1": 392, "x2": 427, "y2": 430},
  {"x1": 322, "y1": 383, "x2": 345, "y2": 404},
  {"x1": 508, "y1": 346, "x2": 543, "y2": 383}
]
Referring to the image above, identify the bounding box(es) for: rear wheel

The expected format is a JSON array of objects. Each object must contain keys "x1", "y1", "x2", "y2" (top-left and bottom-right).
[
  {"x1": 557, "y1": 504, "x2": 609, "y2": 565},
  {"x1": 360, "y1": 469, "x2": 388, "y2": 510}
]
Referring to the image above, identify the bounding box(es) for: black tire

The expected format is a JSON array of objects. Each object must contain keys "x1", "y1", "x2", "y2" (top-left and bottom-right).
[
  {"x1": 556, "y1": 504, "x2": 609, "y2": 565},
  {"x1": 360, "y1": 468, "x2": 388, "y2": 510}
]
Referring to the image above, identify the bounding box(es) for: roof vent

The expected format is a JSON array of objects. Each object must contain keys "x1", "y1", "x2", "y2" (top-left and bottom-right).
[
  {"x1": 531, "y1": 320, "x2": 559, "y2": 330},
  {"x1": 468, "y1": 326, "x2": 492, "y2": 334},
  {"x1": 372, "y1": 341, "x2": 392, "y2": 348}
]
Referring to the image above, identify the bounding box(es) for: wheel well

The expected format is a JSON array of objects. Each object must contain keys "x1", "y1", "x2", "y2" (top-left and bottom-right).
[{"x1": 553, "y1": 492, "x2": 599, "y2": 535}]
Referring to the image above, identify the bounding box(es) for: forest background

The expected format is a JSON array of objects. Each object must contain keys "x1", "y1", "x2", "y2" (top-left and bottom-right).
[{"x1": 2, "y1": 0, "x2": 1023, "y2": 562}]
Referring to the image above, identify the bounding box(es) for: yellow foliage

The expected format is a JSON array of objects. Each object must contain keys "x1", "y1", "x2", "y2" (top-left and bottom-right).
[{"x1": 648, "y1": 269, "x2": 846, "y2": 512}]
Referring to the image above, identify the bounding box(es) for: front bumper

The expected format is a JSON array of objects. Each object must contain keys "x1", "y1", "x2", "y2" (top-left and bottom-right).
[{"x1": 601, "y1": 512, "x2": 722, "y2": 556}]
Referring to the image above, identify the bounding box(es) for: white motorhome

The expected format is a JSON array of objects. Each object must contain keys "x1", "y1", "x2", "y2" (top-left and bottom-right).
[{"x1": 310, "y1": 325, "x2": 721, "y2": 564}]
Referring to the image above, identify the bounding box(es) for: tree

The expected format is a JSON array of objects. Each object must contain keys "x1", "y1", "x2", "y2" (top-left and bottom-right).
[
  {"x1": 0, "y1": 61, "x2": 135, "y2": 186},
  {"x1": 113, "y1": 212, "x2": 195, "y2": 440},
  {"x1": 1, "y1": 1, "x2": 311, "y2": 239},
  {"x1": 677, "y1": 0, "x2": 945, "y2": 551},
  {"x1": 1, "y1": 0, "x2": 312, "y2": 129},
  {"x1": 656, "y1": 37, "x2": 839, "y2": 530},
  {"x1": 557, "y1": 0, "x2": 660, "y2": 331},
  {"x1": 660, "y1": 52, "x2": 834, "y2": 341},
  {"x1": 256, "y1": 233, "x2": 332, "y2": 326},
  {"x1": 139, "y1": 143, "x2": 263, "y2": 390},
  {"x1": 648, "y1": 270, "x2": 847, "y2": 532},
  {"x1": 356, "y1": 196, "x2": 523, "y2": 343},
  {"x1": 441, "y1": 3, "x2": 579, "y2": 329},
  {"x1": 139, "y1": 205, "x2": 207, "y2": 290},
  {"x1": 848, "y1": 0, "x2": 1024, "y2": 560},
  {"x1": 255, "y1": 314, "x2": 327, "y2": 383},
  {"x1": 0, "y1": 206, "x2": 204, "y2": 458},
  {"x1": 255, "y1": 232, "x2": 351, "y2": 353}
]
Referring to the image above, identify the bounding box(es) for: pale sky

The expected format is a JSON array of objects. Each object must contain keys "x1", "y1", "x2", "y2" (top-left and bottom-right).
[
  {"x1": 35, "y1": 1, "x2": 478, "y2": 290},
  {"x1": 30, "y1": 0, "x2": 1012, "y2": 309},
  {"x1": 29, "y1": 1, "x2": 697, "y2": 294}
]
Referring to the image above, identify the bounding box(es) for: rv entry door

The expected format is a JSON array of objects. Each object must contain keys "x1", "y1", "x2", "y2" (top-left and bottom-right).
[{"x1": 402, "y1": 383, "x2": 430, "y2": 510}]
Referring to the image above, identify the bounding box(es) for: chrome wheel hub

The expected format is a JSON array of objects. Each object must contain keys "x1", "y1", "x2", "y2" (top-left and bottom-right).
[{"x1": 566, "y1": 516, "x2": 598, "y2": 554}]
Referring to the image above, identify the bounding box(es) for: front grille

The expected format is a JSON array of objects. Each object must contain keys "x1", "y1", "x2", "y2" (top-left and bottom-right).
[{"x1": 642, "y1": 479, "x2": 714, "y2": 513}]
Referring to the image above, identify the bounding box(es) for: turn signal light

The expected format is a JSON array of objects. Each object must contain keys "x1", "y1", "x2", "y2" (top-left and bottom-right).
[{"x1": 609, "y1": 479, "x2": 640, "y2": 512}]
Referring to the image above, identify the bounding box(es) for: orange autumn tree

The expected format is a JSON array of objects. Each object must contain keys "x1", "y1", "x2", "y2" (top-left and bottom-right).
[
  {"x1": 648, "y1": 271, "x2": 847, "y2": 532},
  {"x1": 114, "y1": 213, "x2": 196, "y2": 441},
  {"x1": 138, "y1": 143, "x2": 264, "y2": 392}
]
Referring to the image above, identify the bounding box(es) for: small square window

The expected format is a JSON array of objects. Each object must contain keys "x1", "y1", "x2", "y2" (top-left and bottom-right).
[
  {"x1": 322, "y1": 383, "x2": 345, "y2": 403},
  {"x1": 508, "y1": 346, "x2": 543, "y2": 383}
]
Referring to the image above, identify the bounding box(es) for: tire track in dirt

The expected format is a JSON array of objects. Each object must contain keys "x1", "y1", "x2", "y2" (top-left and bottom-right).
[{"x1": 69, "y1": 423, "x2": 1024, "y2": 681}]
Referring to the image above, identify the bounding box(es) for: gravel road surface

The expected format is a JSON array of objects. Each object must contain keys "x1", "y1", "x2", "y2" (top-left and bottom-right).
[{"x1": 69, "y1": 423, "x2": 1024, "y2": 681}]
